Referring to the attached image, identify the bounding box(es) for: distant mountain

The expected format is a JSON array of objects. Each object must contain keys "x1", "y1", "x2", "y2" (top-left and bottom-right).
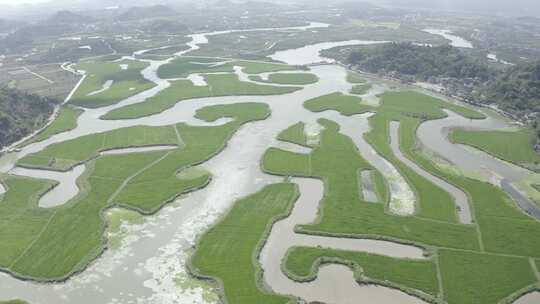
[
  {"x1": 0, "y1": 18, "x2": 24, "y2": 33},
  {"x1": 1, "y1": 10, "x2": 94, "y2": 52},
  {"x1": 48, "y1": 10, "x2": 96, "y2": 24},
  {"x1": 117, "y1": 5, "x2": 177, "y2": 21}
]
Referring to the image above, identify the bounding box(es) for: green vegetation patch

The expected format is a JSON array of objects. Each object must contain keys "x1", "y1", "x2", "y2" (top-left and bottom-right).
[
  {"x1": 103, "y1": 74, "x2": 300, "y2": 120},
  {"x1": 70, "y1": 59, "x2": 156, "y2": 108},
  {"x1": 263, "y1": 119, "x2": 475, "y2": 249},
  {"x1": 21, "y1": 106, "x2": 83, "y2": 146},
  {"x1": 277, "y1": 122, "x2": 309, "y2": 147},
  {"x1": 157, "y1": 57, "x2": 233, "y2": 78},
  {"x1": 1, "y1": 103, "x2": 270, "y2": 280},
  {"x1": 249, "y1": 73, "x2": 318, "y2": 85},
  {"x1": 190, "y1": 183, "x2": 298, "y2": 304},
  {"x1": 304, "y1": 92, "x2": 373, "y2": 116},
  {"x1": 378, "y1": 91, "x2": 485, "y2": 120},
  {"x1": 158, "y1": 58, "x2": 297, "y2": 78},
  {"x1": 450, "y1": 128, "x2": 540, "y2": 166},
  {"x1": 116, "y1": 103, "x2": 271, "y2": 213},
  {"x1": 285, "y1": 246, "x2": 439, "y2": 298},
  {"x1": 438, "y1": 250, "x2": 537, "y2": 304},
  {"x1": 0, "y1": 300, "x2": 29, "y2": 304},
  {"x1": 18, "y1": 125, "x2": 178, "y2": 171}
]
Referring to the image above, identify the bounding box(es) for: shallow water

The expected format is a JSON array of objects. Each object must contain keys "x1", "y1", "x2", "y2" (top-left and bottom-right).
[
  {"x1": 269, "y1": 40, "x2": 389, "y2": 66},
  {"x1": 514, "y1": 292, "x2": 540, "y2": 304},
  {"x1": 360, "y1": 170, "x2": 378, "y2": 203},
  {"x1": 321, "y1": 112, "x2": 416, "y2": 217},
  {"x1": 0, "y1": 25, "x2": 534, "y2": 304},
  {"x1": 423, "y1": 29, "x2": 473, "y2": 48},
  {"x1": 100, "y1": 146, "x2": 179, "y2": 156},
  {"x1": 10, "y1": 164, "x2": 85, "y2": 208},
  {"x1": 87, "y1": 80, "x2": 113, "y2": 96},
  {"x1": 417, "y1": 110, "x2": 540, "y2": 220},
  {"x1": 260, "y1": 178, "x2": 427, "y2": 303},
  {"x1": 390, "y1": 121, "x2": 471, "y2": 223}
]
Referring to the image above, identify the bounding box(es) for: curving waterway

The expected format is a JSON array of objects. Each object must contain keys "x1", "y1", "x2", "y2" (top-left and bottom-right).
[{"x1": 0, "y1": 21, "x2": 537, "y2": 304}]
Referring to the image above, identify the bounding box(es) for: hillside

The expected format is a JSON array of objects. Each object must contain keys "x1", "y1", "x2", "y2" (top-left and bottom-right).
[
  {"x1": 347, "y1": 42, "x2": 491, "y2": 82},
  {"x1": 481, "y1": 62, "x2": 540, "y2": 119},
  {"x1": 0, "y1": 87, "x2": 59, "y2": 149}
]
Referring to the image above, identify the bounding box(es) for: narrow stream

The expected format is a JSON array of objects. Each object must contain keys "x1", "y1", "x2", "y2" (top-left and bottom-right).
[
  {"x1": 417, "y1": 110, "x2": 540, "y2": 220},
  {"x1": 9, "y1": 165, "x2": 86, "y2": 208},
  {"x1": 260, "y1": 178, "x2": 427, "y2": 304},
  {"x1": 389, "y1": 121, "x2": 472, "y2": 224}
]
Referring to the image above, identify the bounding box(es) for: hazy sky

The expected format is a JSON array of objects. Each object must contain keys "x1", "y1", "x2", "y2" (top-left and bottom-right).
[
  {"x1": 1, "y1": 0, "x2": 539, "y2": 16},
  {"x1": 0, "y1": 0, "x2": 49, "y2": 4}
]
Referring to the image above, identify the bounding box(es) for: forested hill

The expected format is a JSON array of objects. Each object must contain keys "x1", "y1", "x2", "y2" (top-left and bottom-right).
[
  {"x1": 343, "y1": 43, "x2": 540, "y2": 121},
  {"x1": 348, "y1": 42, "x2": 490, "y2": 82},
  {"x1": 0, "y1": 87, "x2": 59, "y2": 149},
  {"x1": 340, "y1": 42, "x2": 540, "y2": 146},
  {"x1": 481, "y1": 62, "x2": 540, "y2": 119}
]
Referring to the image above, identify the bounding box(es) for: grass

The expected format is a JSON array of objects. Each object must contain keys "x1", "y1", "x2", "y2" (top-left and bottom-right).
[
  {"x1": 285, "y1": 246, "x2": 439, "y2": 298},
  {"x1": 263, "y1": 119, "x2": 476, "y2": 249},
  {"x1": 351, "y1": 84, "x2": 372, "y2": 95},
  {"x1": 18, "y1": 125, "x2": 179, "y2": 171},
  {"x1": 258, "y1": 89, "x2": 540, "y2": 303},
  {"x1": 70, "y1": 59, "x2": 156, "y2": 108},
  {"x1": 235, "y1": 61, "x2": 298, "y2": 74},
  {"x1": 0, "y1": 103, "x2": 270, "y2": 280},
  {"x1": 277, "y1": 122, "x2": 309, "y2": 147},
  {"x1": 157, "y1": 58, "x2": 298, "y2": 79},
  {"x1": 450, "y1": 128, "x2": 540, "y2": 166},
  {"x1": 103, "y1": 74, "x2": 300, "y2": 120},
  {"x1": 190, "y1": 183, "x2": 298, "y2": 304},
  {"x1": 0, "y1": 301, "x2": 28, "y2": 304},
  {"x1": 20, "y1": 106, "x2": 82, "y2": 146},
  {"x1": 438, "y1": 249, "x2": 537, "y2": 304},
  {"x1": 249, "y1": 73, "x2": 318, "y2": 85},
  {"x1": 115, "y1": 103, "x2": 271, "y2": 213},
  {"x1": 304, "y1": 92, "x2": 373, "y2": 116},
  {"x1": 157, "y1": 57, "x2": 233, "y2": 78}
]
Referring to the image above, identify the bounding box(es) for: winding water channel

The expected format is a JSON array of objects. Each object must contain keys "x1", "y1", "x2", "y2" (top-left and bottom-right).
[{"x1": 0, "y1": 21, "x2": 537, "y2": 304}]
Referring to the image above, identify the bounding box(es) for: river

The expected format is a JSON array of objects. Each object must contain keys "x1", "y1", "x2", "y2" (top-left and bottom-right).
[{"x1": 0, "y1": 21, "x2": 536, "y2": 304}]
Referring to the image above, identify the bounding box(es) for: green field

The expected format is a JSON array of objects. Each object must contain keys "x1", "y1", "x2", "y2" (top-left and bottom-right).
[
  {"x1": 304, "y1": 92, "x2": 373, "y2": 116},
  {"x1": 450, "y1": 128, "x2": 540, "y2": 166},
  {"x1": 249, "y1": 73, "x2": 318, "y2": 85},
  {"x1": 157, "y1": 57, "x2": 234, "y2": 78},
  {"x1": 0, "y1": 300, "x2": 28, "y2": 304},
  {"x1": 20, "y1": 106, "x2": 82, "y2": 146},
  {"x1": 254, "y1": 89, "x2": 540, "y2": 303},
  {"x1": 190, "y1": 183, "x2": 298, "y2": 304},
  {"x1": 18, "y1": 125, "x2": 179, "y2": 171},
  {"x1": 277, "y1": 122, "x2": 310, "y2": 147},
  {"x1": 285, "y1": 246, "x2": 438, "y2": 298},
  {"x1": 158, "y1": 58, "x2": 297, "y2": 78},
  {"x1": 103, "y1": 74, "x2": 300, "y2": 120},
  {"x1": 0, "y1": 103, "x2": 270, "y2": 280},
  {"x1": 70, "y1": 59, "x2": 156, "y2": 108}
]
